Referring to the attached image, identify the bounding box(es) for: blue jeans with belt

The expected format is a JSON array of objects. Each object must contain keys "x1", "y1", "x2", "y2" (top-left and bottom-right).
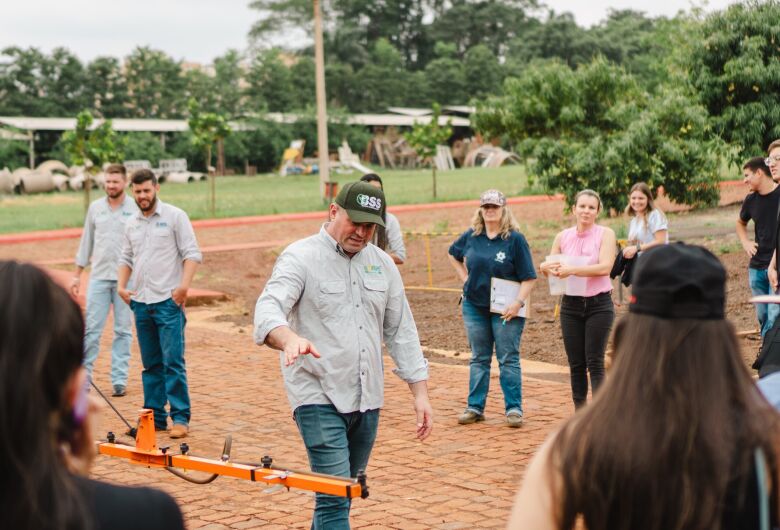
[
  {"x1": 294, "y1": 404, "x2": 379, "y2": 530},
  {"x1": 130, "y1": 298, "x2": 191, "y2": 428},
  {"x1": 560, "y1": 292, "x2": 614, "y2": 409},
  {"x1": 82, "y1": 278, "x2": 133, "y2": 387},
  {"x1": 461, "y1": 298, "x2": 525, "y2": 416}
]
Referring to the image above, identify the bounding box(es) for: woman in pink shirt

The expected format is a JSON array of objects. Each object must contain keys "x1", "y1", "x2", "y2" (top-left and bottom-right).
[{"x1": 540, "y1": 190, "x2": 617, "y2": 409}]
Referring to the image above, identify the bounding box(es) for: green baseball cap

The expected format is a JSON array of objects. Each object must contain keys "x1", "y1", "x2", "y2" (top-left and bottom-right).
[{"x1": 334, "y1": 181, "x2": 386, "y2": 227}]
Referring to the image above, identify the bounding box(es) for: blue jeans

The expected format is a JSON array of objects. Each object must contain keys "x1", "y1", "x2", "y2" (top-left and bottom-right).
[
  {"x1": 749, "y1": 267, "x2": 780, "y2": 337},
  {"x1": 130, "y1": 298, "x2": 190, "y2": 428},
  {"x1": 461, "y1": 298, "x2": 525, "y2": 415},
  {"x1": 294, "y1": 404, "x2": 379, "y2": 530},
  {"x1": 83, "y1": 279, "x2": 132, "y2": 387}
]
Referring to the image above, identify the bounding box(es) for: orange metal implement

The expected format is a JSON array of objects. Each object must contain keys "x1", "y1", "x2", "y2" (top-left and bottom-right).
[{"x1": 95, "y1": 409, "x2": 367, "y2": 499}]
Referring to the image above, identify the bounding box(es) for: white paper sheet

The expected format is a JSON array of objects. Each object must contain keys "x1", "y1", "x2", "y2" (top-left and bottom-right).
[{"x1": 490, "y1": 277, "x2": 529, "y2": 318}]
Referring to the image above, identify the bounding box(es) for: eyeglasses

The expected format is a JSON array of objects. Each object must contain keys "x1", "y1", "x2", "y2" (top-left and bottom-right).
[{"x1": 765, "y1": 155, "x2": 780, "y2": 166}]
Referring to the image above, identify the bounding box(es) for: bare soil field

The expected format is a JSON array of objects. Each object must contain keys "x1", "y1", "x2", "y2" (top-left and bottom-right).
[{"x1": 2, "y1": 183, "x2": 760, "y2": 369}]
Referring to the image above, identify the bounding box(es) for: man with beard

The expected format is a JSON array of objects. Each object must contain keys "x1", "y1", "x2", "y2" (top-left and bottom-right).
[
  {"x1": 72, "y1": 163, "x2": 138, "y2": 397},
  {"x1": 118, "y1": 169, "x2": 202, "y2": 439}
]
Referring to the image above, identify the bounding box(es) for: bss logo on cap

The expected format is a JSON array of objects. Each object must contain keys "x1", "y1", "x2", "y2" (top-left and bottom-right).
[{"x1": 357, "y1": 194, "x2": 382, "y2": 211}]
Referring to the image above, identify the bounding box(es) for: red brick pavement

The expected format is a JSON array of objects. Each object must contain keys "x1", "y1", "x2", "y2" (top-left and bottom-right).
[{"x1": 88, "y1": 309, "x2": 573, "y2": 529}]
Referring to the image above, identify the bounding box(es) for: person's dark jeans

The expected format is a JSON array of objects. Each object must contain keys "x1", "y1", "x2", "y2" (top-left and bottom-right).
[
  {"x1": 560, "y1": 292, "x2": 614, "y2": 409},
  {"x1": 294, "y1": 404, "x2": 380, "y2": 530},
  {"x1": 130, "y1": 298, "x2": 191, "y2": 428}
]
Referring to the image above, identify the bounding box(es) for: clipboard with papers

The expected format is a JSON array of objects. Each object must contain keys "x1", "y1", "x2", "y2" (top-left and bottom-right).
[{"x1": 490, "y1": 277, "x2": 529, "y2": 318}]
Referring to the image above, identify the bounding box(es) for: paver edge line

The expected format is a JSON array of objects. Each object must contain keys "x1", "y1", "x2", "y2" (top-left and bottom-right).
[{"x1": 0, "y1": 180, "x2": 742, "y2": 245}]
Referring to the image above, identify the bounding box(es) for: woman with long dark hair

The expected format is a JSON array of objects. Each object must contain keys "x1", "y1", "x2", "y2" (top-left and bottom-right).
[
  {"x1": 0, "y1": 260, "x2": 184, "y2": 530},
  {"x1": 510, "y1": 244, "x2": 780, "y2": 530}
]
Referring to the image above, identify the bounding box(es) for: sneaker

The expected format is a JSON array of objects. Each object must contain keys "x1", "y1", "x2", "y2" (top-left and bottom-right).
[
  {"x1": 112, "y1": 385, "x2": 126, "y2": 397},
  {"x1": 155, "y1": 424, "x2": 170, "y2": 432},
  {"x1": 506, "y1": 411, "x2": 524, "y2": 428},
  {"x1": 169, "y1": 424, "x2": 189, "y2": 439},
  {"x1": 457, "y1": 410, "x2": 485, "y2": 425}
]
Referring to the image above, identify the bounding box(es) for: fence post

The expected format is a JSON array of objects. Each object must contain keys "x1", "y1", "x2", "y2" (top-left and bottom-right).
[{"x1": 424, "y1": 235, "x2": 434, "y2": 288}]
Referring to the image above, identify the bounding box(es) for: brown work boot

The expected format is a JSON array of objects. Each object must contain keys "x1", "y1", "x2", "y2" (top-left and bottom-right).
[
  {"x1": 169, "y1": 424, "x2": 189, "y2": 439},
  {"x1": 457, "y1": 410, "x2": 485, "y2": 425}
]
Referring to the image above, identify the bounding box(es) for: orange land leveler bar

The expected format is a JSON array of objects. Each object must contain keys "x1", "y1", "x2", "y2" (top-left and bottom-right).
[{"x1": 96, "y1": 409, "x2": 367, "y2": 499}]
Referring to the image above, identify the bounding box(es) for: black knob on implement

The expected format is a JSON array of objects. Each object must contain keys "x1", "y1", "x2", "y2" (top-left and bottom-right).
[
  {"x1": 179, "y1": 443, "x2": 189, "y2": 455},
  {"x1": 107, "y1": 432, "x2": 116, "y2": 444},
  {"x1": 261, "y1": 455, "x2": 273, "y2": 468},
  {"x1": 357, "y1": 470, "x2": 369, "y2": 499}
]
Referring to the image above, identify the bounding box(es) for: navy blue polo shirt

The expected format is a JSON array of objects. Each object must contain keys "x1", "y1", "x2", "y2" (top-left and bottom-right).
[{"x1": 449, "y1": 228, "x2": 537, "y2": 308}]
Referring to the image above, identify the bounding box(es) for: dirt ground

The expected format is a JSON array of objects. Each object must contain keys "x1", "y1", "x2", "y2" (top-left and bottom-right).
[{"x1": 2, "y1": 182, "x2": 761, "y2": 368}]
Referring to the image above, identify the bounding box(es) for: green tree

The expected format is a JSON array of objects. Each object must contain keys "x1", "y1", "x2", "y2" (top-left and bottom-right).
[
  {"x1": 425, "y1": 43, "x2": 467, "y2": 104},
  {"x1": 464, "y1": 44, "x2": 503, "y2": 99},
  {"x1": 213, "y1": 50, "x2": 246, "y2": 117},
  {"x1": 124, "y1": 47, "x2": 185, "y2": 118},
  {"x1": 0, "y1": 47, "x2": 87, "y2": 116},
  {"x1": 85, "y1": 57, "x2": 130, "y2": 118},
  {"x1": 123, "y1": 132, "x2": 166, "y2": 166},
  {"x1": 688, "y1": 0, "x2": 780, "y2": 164},
  {"x1": 428, "y1": 0, "x2": 535, "y2": 60},
  {"x1": 475, "y1": 57, "x2": 723, "y2": 211},
  {"x1": 246, "y1": 48, "x2": 295, "y2": 112},
  {"x1": 60, "y1": 110, "x2": 124, "y2": 212},
  {"x1": 405, "y1": 103, "x2": 453, "y2": 198},
  {"x1": 187, "y1": 99, "x2": 232, "y2": 216},
  {"x1": 290, "y1": 56, "x2": 316, "y2": 109}
]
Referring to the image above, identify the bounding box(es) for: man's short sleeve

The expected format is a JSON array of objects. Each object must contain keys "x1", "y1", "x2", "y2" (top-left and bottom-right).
[
  {"x1": 739, "y1": 195, "x2": 753, "y2": 224},
  {"x1": 448, "y1": 229, "x2": 472, "y2": 261}
]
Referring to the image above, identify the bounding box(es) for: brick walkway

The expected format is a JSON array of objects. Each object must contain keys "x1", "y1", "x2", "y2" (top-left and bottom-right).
[{"x1": 89, "y1": 309, "x2": 573, "y2": 529}]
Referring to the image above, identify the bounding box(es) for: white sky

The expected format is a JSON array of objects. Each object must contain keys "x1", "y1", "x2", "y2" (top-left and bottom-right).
[{"x1": 0, "y1": 0, "x2": 740, "y2": 64}]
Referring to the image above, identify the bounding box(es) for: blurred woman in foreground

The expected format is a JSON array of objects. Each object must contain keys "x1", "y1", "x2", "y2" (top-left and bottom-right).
[
  {"x1": 510, "y1": 244, "x2": 780, "y2": 530},
  {"x1": 0, "y1": 260, "x2": 184, "y2": 530}
]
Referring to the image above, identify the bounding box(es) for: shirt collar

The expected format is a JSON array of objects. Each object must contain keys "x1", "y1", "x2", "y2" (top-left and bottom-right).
[{"x1": 319, "y1": 223, "x2": 352, "y2": 259}]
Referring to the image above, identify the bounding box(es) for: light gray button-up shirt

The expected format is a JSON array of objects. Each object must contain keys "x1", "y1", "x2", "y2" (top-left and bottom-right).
[
  {"x1": 254, "y1": 224, "x2": 428, "y2": 414},
  {"x1": 75, "y1": 196, "x2": 139, "y2": 281},
  {"x1": 385, "y1": 212, "x2": 406, "y2": 261},
  {"x1": 119, "y1": 199, "x2": 202, "y2": 304}
]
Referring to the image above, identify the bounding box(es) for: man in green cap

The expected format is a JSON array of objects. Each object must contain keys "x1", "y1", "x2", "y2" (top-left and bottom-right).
[{"x1": 254, "y1": 181, "x2": 433, "y2": 529}]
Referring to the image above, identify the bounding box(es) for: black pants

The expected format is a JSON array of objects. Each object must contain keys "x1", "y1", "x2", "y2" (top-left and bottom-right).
[{"x1": 560, "y1": 292, "x2": 615, "y2": 409}]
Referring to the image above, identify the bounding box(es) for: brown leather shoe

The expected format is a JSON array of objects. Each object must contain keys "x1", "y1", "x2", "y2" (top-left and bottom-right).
[{"x1": 169, "y1": 424, "x2": 189, "y2": 439}]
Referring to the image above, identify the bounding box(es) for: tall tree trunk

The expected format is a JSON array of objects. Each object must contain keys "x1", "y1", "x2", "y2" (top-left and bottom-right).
[
  {"x1": 432, "y1": 167, "x2": 437, "y2": 199},
  {"x1": 216, "y1": 138, "x2": 225, "y2": 176},
  {"x1": 206, "y1": 144, "x2": 215, "y2": 218}
]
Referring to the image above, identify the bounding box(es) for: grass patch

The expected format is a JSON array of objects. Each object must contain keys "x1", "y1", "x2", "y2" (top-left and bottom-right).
[{"x1": 0, "y1": 165, "x2": 538, "y2": 234}]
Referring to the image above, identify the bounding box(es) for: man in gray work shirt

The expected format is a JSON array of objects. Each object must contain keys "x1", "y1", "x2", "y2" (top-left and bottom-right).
[
  {"x1": 254, "y1": 181, "x2": 433, "y2": 529},
  {"x1": 118, "y1": 169, "x2": 202, "y2": 439},
  {"x1": 72, "y1": 163, "x2": 138, "y2": 397}
]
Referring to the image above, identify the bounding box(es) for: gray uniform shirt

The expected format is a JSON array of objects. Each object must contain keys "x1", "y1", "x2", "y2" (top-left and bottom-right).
[
  {"x1": 254, "y1": 224, "x2": 428, "y2": 414},
  {"x1": 75, "y1": 196, "x2": 139, "y2": 281},
  {"x1": 385, "y1": 212, "x2": 407, "y2": 262},
  {"x1": 119, "y1": 199, "x2": 202, "y2": 304}
]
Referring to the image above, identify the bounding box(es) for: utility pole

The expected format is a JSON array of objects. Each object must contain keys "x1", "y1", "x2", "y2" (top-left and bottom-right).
[{"x1": 313, "y1": 0, "x2": 330, "y2": 201}]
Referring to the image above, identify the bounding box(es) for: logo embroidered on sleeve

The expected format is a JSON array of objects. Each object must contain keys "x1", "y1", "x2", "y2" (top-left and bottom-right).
[{"x1": 495, "y1": 251, "x2": 506, "y2": 263}]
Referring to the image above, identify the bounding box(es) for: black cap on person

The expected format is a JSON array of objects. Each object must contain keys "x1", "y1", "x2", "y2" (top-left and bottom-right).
[
  {"x1": 334, "y1": 181, "x2": 386, "y2": 227},
  {"x1": 629, "y1": 243, "x2": 726, "y2": 320}
]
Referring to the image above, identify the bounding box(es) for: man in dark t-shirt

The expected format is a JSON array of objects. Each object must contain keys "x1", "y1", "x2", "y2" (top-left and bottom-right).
[{"x1": 737, "y1": 157, "x2": 780, "y2": 337}]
